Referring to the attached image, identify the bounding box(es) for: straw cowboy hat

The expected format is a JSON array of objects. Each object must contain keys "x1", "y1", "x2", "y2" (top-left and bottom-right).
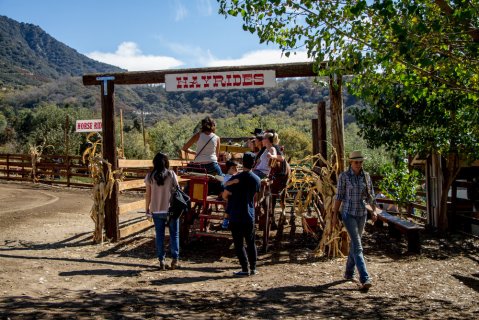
[{"x1": 348, "y1": 150, "x2": 366, "y2": 161}]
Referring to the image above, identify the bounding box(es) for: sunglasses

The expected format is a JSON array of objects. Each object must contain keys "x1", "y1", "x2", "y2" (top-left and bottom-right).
[{"x1": 351, "y1": 161, "x2": 363, "y2": 164}]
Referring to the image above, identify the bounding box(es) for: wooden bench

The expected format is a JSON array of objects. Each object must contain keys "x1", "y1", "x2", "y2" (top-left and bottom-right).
[{"x1": 375, "y1": 210, "x2": 424, "y2": 253}]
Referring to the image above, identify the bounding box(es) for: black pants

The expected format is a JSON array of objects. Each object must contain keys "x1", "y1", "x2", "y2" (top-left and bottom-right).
[{"x1": 230, "y1": 221, "x2": 257, "y2": 272}]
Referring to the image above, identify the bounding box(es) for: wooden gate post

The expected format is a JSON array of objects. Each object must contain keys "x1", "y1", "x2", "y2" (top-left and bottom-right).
[
  {"x1": 318, "y1": 101, "x2": 327, "y2": 164},
  {"x1": 329, "y1": 75, "x2": 345, "y2": 173},
  {"x1": 100, "y1": 77, "x2": 119, "y2": 242}
]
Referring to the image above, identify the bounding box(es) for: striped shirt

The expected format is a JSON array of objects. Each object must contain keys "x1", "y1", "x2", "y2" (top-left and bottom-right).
[{"x1": 335, "y1": 168, "x2": 376, "y2": 217}]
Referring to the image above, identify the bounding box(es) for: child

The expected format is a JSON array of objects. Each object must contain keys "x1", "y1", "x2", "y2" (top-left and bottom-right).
[{"x1": 221, "y1": 160, "x2": 239, "y2": 229}]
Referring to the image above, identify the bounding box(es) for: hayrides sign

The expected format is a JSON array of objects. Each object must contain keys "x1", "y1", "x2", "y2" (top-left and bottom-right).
[{"x1": 165, "y1": 70, "x2": 276, "y2": 92}]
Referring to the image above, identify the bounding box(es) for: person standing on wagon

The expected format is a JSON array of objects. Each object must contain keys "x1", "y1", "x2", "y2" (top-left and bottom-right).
[
  {"x1": 332, "y1": 150, "x2": 378, "y2": 290},
  {"x1": 182, "y1": 116, "x2": 223, "y2": 176},
  {"x1": 144, "y1": 152, "x2": 181, "y2": 270},
  {"x1": 222, "y1": 152, "x2": 261, "y2": 276}
]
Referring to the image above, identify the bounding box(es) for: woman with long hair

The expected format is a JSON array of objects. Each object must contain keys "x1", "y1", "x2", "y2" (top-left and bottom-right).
[
  {"x1": 144, "y1": 152, "x2": 180, "y2": 270},
  {"x1": 181, "y1": 116, "x2": 223, "y2": 176}
]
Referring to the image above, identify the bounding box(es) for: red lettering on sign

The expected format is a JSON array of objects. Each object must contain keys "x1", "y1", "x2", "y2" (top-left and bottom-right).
[
  {"x1": 232, "y1": 74, "x2": 242, "y2": 86},
  {"x1": 253, "y1": 73, "x2": 264, "y2": 85},
  {"x1": 242, "y1": 73, "x2": 253, "y2": 86},
  {"x1": 176, "y1": 76, "x2": 188, "y2": 89},
  {"x1": 201, "y1": 75, "x2": 212, "y2": 88},
  {"x1": 94, "y1": 122, "x2": 102, "y2": 129},
  {"x1": 225, "y1": 74, "x2": 233, "y2": 87},
  {"x1": 189, "y1": 76, "x2": 200, "y2": 88},
  {"x1": 213, "y1": 75, "x2": 225, "y2": 87}
]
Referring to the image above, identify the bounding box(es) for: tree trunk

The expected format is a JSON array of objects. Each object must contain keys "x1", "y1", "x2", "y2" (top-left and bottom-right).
[{"x1": 437, "y1": 153, "x2": 461, "y2": 231}]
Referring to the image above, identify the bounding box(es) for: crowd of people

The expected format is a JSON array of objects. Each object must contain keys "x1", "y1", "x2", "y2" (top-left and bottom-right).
[{"x1": 144, "y1": 116, "x2": 378, "y2": 289}]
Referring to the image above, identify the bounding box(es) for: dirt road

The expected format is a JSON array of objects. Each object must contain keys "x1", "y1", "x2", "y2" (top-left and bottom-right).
[{"x1": 0, "y1": 181, "x2": 478, "y2": 319}]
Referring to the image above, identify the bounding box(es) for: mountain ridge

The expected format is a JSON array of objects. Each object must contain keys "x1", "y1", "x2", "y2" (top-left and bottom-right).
[{"x1": 0, "y1": 15, "x2": 124, "y2": 87}]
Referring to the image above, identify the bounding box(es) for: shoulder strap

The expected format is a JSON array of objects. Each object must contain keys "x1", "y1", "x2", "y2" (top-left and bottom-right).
[{"x1": 194, "y1": 135, "x2": 215, "y2": 160}]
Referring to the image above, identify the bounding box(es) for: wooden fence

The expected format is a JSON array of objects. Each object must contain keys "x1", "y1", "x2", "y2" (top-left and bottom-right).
[{"x1": 0, "y1": 153, "x2": 91, "y2": 187}]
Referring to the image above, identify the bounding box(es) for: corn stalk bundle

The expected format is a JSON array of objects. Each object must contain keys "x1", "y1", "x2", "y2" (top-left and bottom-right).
[
  {"x1": 285, "y1": 151, "x2": 348, "y2": 258},
  {"x1": 29, "y1": 143, "x2": 53, "y2": 182},
  {"x1": 82, "y1": 133, "x2": 122, "y2": 244}
]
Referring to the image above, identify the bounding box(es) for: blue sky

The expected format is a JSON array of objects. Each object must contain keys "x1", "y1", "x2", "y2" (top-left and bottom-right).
[{"x1": 0, "y1": 0, "x2": 310, "y2": 71}]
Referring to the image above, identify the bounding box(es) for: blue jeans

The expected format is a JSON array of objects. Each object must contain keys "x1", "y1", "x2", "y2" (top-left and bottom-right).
[
  {"x1": 152, "y1": 214, "x2": 179, "y2": 260},
  {"x1": 230, "y1": 221, "x2": 257, "y2": 272},
  {"x1": 342, "y1": 212, "x2": 370, "y2": 283}
]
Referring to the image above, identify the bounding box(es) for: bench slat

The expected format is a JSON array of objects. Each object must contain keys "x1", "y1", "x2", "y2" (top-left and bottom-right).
[{"x1": 377, "y1": 211, "x2": 424, "y2": 231}]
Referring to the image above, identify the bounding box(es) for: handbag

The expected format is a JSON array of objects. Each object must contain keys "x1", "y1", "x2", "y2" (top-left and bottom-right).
[{"x1": 168, "y1": 186, "x2": 191, "y2": 220}]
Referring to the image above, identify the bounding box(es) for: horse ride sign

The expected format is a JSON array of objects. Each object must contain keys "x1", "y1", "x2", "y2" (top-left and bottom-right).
[
  {"x1": 76, "y1": 119, "x2": 102, "y2": 132},
  {"x1": 165, "y1": 70, "x2": 276, "y2": 92}
]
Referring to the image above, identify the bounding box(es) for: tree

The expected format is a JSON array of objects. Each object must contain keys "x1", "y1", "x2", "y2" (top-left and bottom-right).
[
  {"x1": 217, "y1": 0, "x2": 479, "y2": 231},
  {"x1": 218, "y1": 0, "x2": 479, "y2": 97}
]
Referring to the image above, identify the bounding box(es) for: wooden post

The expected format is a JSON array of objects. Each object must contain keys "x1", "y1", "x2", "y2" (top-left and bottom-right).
[
  {"x1": 100, "y1": 78, "x2": 119, "y2": 242},
  {"x1": 64, "y1": 115, "x2": 71, "y2": 187},
  {"x1": 318, "y1": 101, "x2": 327, "y2": 161},
  {"x1": 6, "y1": 154, "x2": 10, "y2": 180},
  {"x1": 312, "y1": 118, "x2": 319, "y2": 156},
  {"x1": 119, "y1": 109, "x2": 125, "y2": 159},
  {"x1": 329, "y1": 75, "x2": 345, "y2": 173},
  {"x1": 141, "y1": 108, "x2": 146, "y2": 149}
]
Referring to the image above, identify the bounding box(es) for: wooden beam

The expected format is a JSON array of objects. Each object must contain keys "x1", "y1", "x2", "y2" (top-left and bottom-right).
[
  {"x1": 118, "y1": 179, "x2": 145, "y2": 191},
  {"x1": 119, "y1": 159, "x2": 152, "y2": 168},
  {"x1": 318, "y1": 101, "x2": 327, "y2": 161},
  {"x1": 118, "y1": 159, "x2": 185, "y2": 168},
  {"x1": 330, "y1": 75, "x2": 345, "y2": 173},
  {"x1": 119, "y1": 200, "x2": 144, "y2": 215},
  {"x1": 83, "y1": 62, "x2": 320, "y2": 86},
  {"x1": 119, "y1": 219, "x2": 153, "y2": 239},
  {"x1": 101, "y1": 79, "x2": 119, "y2": 242},
  {"x1": 219, "y1": 145, "x2": 250, "y2": 153}
]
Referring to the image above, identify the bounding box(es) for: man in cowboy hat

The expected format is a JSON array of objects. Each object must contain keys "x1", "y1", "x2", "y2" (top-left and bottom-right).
[
  {"x1": 250, "y1": 128, "x2": 263, "y2": 136},
  {"x1": 332, "y1": 150, "x2": 378, "y2": 290}
]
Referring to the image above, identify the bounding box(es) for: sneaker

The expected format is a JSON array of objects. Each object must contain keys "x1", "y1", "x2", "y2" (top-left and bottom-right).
[
  {"x1": 250, "y1": 269, "x2": 259, "y2": 276},
  {"x1": 359, "y1": 280, "x2": 372, "y2": 290},
  {"x1": 343, "y1": 273, "x2": 354, "y2": 281},
  {"x1": 233, "y1": 270, "x2": 249, "y2": 276},
  {"x1": 159, "y1": 259, "x2": 166, "y2": 271},
  {"x1": 221, "y1": 219, "x2": 229, "y2": 229},
  {"x1": 170, "y1": 259, "x2": 180, "y2": 270}
]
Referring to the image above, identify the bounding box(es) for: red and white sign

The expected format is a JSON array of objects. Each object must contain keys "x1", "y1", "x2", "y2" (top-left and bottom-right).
[
  {"x1": 165, "y1": 70, "x2": 276, "y2": 92},
  {"x1": 76, "y1": 119, "x2": 102, "y2": 132}
]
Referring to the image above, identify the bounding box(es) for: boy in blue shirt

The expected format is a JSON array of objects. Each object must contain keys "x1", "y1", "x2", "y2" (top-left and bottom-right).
[{"x1": 222, "y1": 152, "x2": 261, "y2": 276}]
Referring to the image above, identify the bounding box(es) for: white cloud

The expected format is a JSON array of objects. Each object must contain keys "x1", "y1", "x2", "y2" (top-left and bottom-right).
[
  {"x1": 197, "y1": 0, "x2": 213, "y2": 16},
  {"x1": 174, "y1": 0, "x2": 188, "y2": 21},
  {"x1": 87, "y1": 42, "x2": 184, "y2": 71},
  {"x1": 206, "y1": 49, "x2": 312, "y2": 67}
]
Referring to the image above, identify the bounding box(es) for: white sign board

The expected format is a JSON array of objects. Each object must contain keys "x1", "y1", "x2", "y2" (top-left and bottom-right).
[
  {"x1": 165, "y1": 70, "x2": 276, "y2": 92},
  {"x1": 76, "y1": 119, "x2": 102, "y2": 132}
]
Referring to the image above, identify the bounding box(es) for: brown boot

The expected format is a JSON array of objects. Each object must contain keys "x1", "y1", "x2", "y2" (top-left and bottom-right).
[{"x1": 170, "y1": 259, "x2": 180, "y2": 270}]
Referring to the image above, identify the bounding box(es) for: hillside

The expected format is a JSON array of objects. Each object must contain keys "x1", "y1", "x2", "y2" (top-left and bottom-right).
[{"x1": 0, "y1": 15, "x2": 124, "y2": 87}]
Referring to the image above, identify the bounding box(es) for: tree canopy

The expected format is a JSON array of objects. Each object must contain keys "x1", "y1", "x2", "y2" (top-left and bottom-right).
[
  {"x1": 218, "y1": 0, "x2": 479, "y2": 99},
  {"x1": 218, "y1": 0, "x2": 479, "y2": 230}
]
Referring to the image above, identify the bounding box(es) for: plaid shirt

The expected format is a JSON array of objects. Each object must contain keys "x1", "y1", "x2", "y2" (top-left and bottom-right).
[{"x1": 335, "y1": 167, "x2": 376, "y2": 217}]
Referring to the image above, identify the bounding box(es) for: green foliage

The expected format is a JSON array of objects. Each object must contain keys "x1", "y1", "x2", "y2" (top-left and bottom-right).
[
  {"x1": 378, "y1": 161, "x2": 422, "y2": 212},
  {"x1": 350, "y1": 86, "x2": 479, "y2": 164},
  {"x1": 122, "y1": 131, "x2": 151, "y2": 160},
  {"x1": 218, "y1": 0, "x2": 479, "y2": 98},
  {"x1": 344, "y1": 123, "x2": 392, "y2": 175}
]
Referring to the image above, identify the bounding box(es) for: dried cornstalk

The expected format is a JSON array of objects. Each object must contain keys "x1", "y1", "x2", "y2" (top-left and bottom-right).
[
  {"x1": 285, "y1": 150, "x2": 349, "y2": 258},
  {"x1": 83, "y1": 133, "x2": 122, "y2": 244},
  {"x1": 29, "y1": 142, "x2": 53, "y2": 182}
]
